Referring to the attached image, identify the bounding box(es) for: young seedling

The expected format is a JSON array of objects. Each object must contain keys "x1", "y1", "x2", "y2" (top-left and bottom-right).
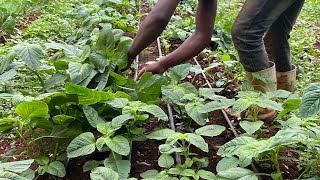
[{"x1": 145, "y1": 125, "x2": 225, "y2": 179}]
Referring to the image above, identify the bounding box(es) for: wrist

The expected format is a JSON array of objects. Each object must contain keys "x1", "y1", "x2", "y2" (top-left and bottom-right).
[{"x1": 159, "y1": 58, "x2": 171, "y2": 71}]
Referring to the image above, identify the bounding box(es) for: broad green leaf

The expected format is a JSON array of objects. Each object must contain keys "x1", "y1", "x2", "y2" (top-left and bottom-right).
[
  {"x1": 270, "y1": 128, "x2": 307, "y2": 147},
  {"x1": 14, "y1": 44, "x2": 43, "y2": 70},
  {"x1": 105, "y1": 98, "x2": 129, "y2": 108},
  {"x1": 106, "y1": 0, "x2": 123, "y2": 4},
  {"x1": 140, "y1": 105, "x2": 168, "y2": 121},
  {"x1": 158, "y1": 154, "x2": 174, "y2": 168},
  {"x1": 0, "y1": 159, "x2": 34, "y2": 173},
  {"x1": 217, "y1": 136, "x2": 257, "y2": 156},
  {"x1": 90, "y1": 51, "x2": 110, "y2": 73},
  {"x1": 147, "y1": 129, "x2": 175, "y2": 140},
  {"x1": 277, "y1": 98, "x2": 301, "y2": 118},
  {"x1": 231, "y1": 99, "x2": 252, "y2": 115},
  {"x1": 195, "y1": 125, "x2": 226, "y2": 137},
  {"x1": 52, "y1": 115, "x2": 75, "y2": 125},
  {"x1": 96, "y1": 25, "x2": 115, "y2": 56},
  {"x1": 19, "y1": 169, "x2": 35, "y2": 179},
  {"x1": 0, "y1": 172, "x2": 29, "y2": 180},
  {"x1": 238, "y1": 175, "x2": 259, "y2": 180},
  {"x1": 199, "y1": 88, "x2": 224, "y2": 98},
  {"x1": 256, "y1": 100, "x2": 283, "y2": 111},
  {"x1": 112, "y1": 114, "x2": 135, "y2": 128},
  {"x1": 83, "y1": 160, "x2": 99, "y2": 172},
  {"x1": 197, "y1": 170, "x2": 216, "y2": 179},
  {"x1": 200, "y1": 99, "x2": 235, "y2": 113},
  {"x1": 239, "y1": 121, "x2": 264, "y2": 135},
  {"x1": 96, "y1": 72, "x2": 110, "y2": 90},
  {"x1": 0, "y1": 68, "x2": 17, "y2": 84},
  {"x1": 0, "y1": 51, "x2": 16, "y2": 74},
  {"x1": 167, "y1": 64, "x2": 191, "y2": 82},
  {"x1": 185, "y1": 103, "x2": 208, "y2": 126},
  {"x1": 136, "y1": 73, "x2": 168, "y2": 102},
  {"x1": 165, "y1": 133, "x2": 184, "y2": 145},
  {"x1": 104, "y1": 136, "x2": 130, "y2": 156},
  {"x1": 111, "y1": 52, "x2": 127, "y2": 70},
  {"x1": 35, "y1": 157, "x2": 49, "y2": 166},
  {"x1": 78, "y1": 69, "x2": 98, "y2": 87},
  {"x1": 112, "y1": 29, "x2": 124, "y2": 41},
  {"x1": 186, "y1": 133, "x2": 208, "y2": 152},
  {"x1": 116, "y1": 36, "x2": 132, "y2": 53},
  {"x1": 299, "y1": 83, "x2": 320, "y2": 118},
  {"x1": 216, "y1": 157, "x2": 239, "y2": 173},
  {"x1": 97, "y1": 122, "x2": 120, "y2": 136},
  {"x1": 110, "y1": 72, "x2": 127, "y2": 85},
  {"x1": 15, "y1": 101, "x2": 48, "y2": 120},
  {"x1": 65, "y1": 83, "x2": 115, "y2": 105},
  {"x1": 67, "y1": 132, "x2": 96, "y2": 158},
  {"x1": 45, "y1": 42, "x2": 82, "y2": 58},
  {"x1": 159, "y1": 144, "x2": 182, "y2": 155},
  {"x1": 90, "y1": 167, "x2": 119, "y2": 180},
  {"x1": 83, "y1": 106, "x2": 106, "y2": 128},
  {"x1": 217, "y1": 167, "x2": 256, "y2": 179},
  {"x1": 162, "y1": 83, "x2": 197, "y2": 105},
  {"x1": 180, "y1": 169, "x2": 196, "y2": 177},
  {"x1": 104, "y1": 154, "x2": 130, "y2": 179},
  {"x1": 263, "y1": 90, "x2": 291, "y2": 99},
  {"x1": 140, "y1": 170, "x2": 159, "y2": 178},
  {"x1": 43, "y1": 72, "x2": 66, "y2": 90},
  {"x1": 46, "y1": 161, "x2": 66, "y2": 177},
  {"x1": 29, "y1": 117, "x2": 53, "y2": 130},
  {"x1": 68, "y1": 62, "x2": 94, "y2": 84}
]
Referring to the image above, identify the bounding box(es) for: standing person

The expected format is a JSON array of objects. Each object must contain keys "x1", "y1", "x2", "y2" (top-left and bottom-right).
[
  {"x1": 123, "y1": 0, "x2": 217, "y2": 79},
  {"x1": 231, "y1": 0, "x2": 305, "y2": 120}
]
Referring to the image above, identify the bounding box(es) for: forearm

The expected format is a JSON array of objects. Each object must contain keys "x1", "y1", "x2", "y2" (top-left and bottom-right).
[
  {"x1": 128, "y1": 16, "x2": 168, "y2": 58},
  {"x1": 128, "y1": 0, "x2": 180, "y2": 58},
  {"x1": 159, "y1": 0, "x2": 217, "y2": 70},
  {"x1": 159, "y1": 32, "x2": 211, "y2": 69}
]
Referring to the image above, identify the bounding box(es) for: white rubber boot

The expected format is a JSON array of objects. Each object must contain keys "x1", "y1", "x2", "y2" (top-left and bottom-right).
[
  {"x1": 276, "y1": 64, "x2": 296, "y2": 92},
  {"x1": 244, "y1": 62, "x2": 277, "y2": 121}
]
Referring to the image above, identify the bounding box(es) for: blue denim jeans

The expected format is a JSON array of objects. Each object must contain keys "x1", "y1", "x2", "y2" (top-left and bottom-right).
[{"x1": 231, "y1": 0, "x2": 305, "y2": 72}]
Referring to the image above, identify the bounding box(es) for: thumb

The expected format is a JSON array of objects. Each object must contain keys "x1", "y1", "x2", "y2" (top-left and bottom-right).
[{"x1": 136, "y1": 67, "x2": 146, "y2": 81}]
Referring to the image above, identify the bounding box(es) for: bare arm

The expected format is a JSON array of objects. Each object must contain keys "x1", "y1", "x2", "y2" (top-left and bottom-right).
[
  {"x1": 136, "y1": 0, "x2": 217, "y2": 79},
  {"x1": 159, "y1": 0, "x2": 217, "y2": 70},
  {"x1": 128, "y1": 0, "x2": 180, "y2": 59}
]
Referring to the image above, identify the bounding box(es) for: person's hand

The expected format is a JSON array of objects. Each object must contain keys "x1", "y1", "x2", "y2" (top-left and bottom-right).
[{"x1": 136, "y1": 61, "x2": 166, "y2": 81}]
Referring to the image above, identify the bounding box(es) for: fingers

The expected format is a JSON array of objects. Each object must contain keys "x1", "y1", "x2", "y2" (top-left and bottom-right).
[{"x1": 135, "y1": 67, "x2": 146, "y2": 81}]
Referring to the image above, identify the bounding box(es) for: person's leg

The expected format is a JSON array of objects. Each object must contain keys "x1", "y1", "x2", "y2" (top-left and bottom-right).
[
  {"x1": 264, "y1": 0, "x2": 305, "y2": 72},
  {"x1": 231, "y1": 0, "x2": 299, "y2": 72}
]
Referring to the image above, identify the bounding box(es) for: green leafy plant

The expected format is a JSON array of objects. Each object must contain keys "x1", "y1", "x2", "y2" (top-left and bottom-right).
[
  {"x1": 0, "y1": 159, "x2": 35, "y2": 179},
  {"x1": 231, "y1": 90, "x2": 291, "y2": 121},
  {"x1": 145, "y1": 125, "x2": 225, "y2": 179}
]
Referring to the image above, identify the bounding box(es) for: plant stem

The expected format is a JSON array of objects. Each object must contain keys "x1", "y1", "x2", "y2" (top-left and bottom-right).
[
  {"x1": 297, "y1": 166, "x2": 311, "y2": 179},
  {"x1": 16, "y1": 129, "x2": 33, "y2": 158},
  {"x1": 116, "y1": 85, "x2": 135, "y2": 91},
  {"x1": 53, "y1": 143, "x2": 59, "y2": 160},
  {"x1": 255, "y1": 173, "x2": 272, "y2": 177},
  {"x1": 33, "y1": 70, "x2": 45, "y2": 88}
]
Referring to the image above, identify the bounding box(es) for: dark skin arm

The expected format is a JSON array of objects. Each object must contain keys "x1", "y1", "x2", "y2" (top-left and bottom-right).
[
  {"x1": 126, "y1": 0, "x2": 217, "y2": 80},
  {"x1": 125, "y1": 0, "x2": 180, "y2": 69}
]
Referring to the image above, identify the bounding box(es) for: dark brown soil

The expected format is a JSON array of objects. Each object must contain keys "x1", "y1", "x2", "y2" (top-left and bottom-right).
[{"x1": 315, "y1": 23, "x2": 320, "y2": 58}]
